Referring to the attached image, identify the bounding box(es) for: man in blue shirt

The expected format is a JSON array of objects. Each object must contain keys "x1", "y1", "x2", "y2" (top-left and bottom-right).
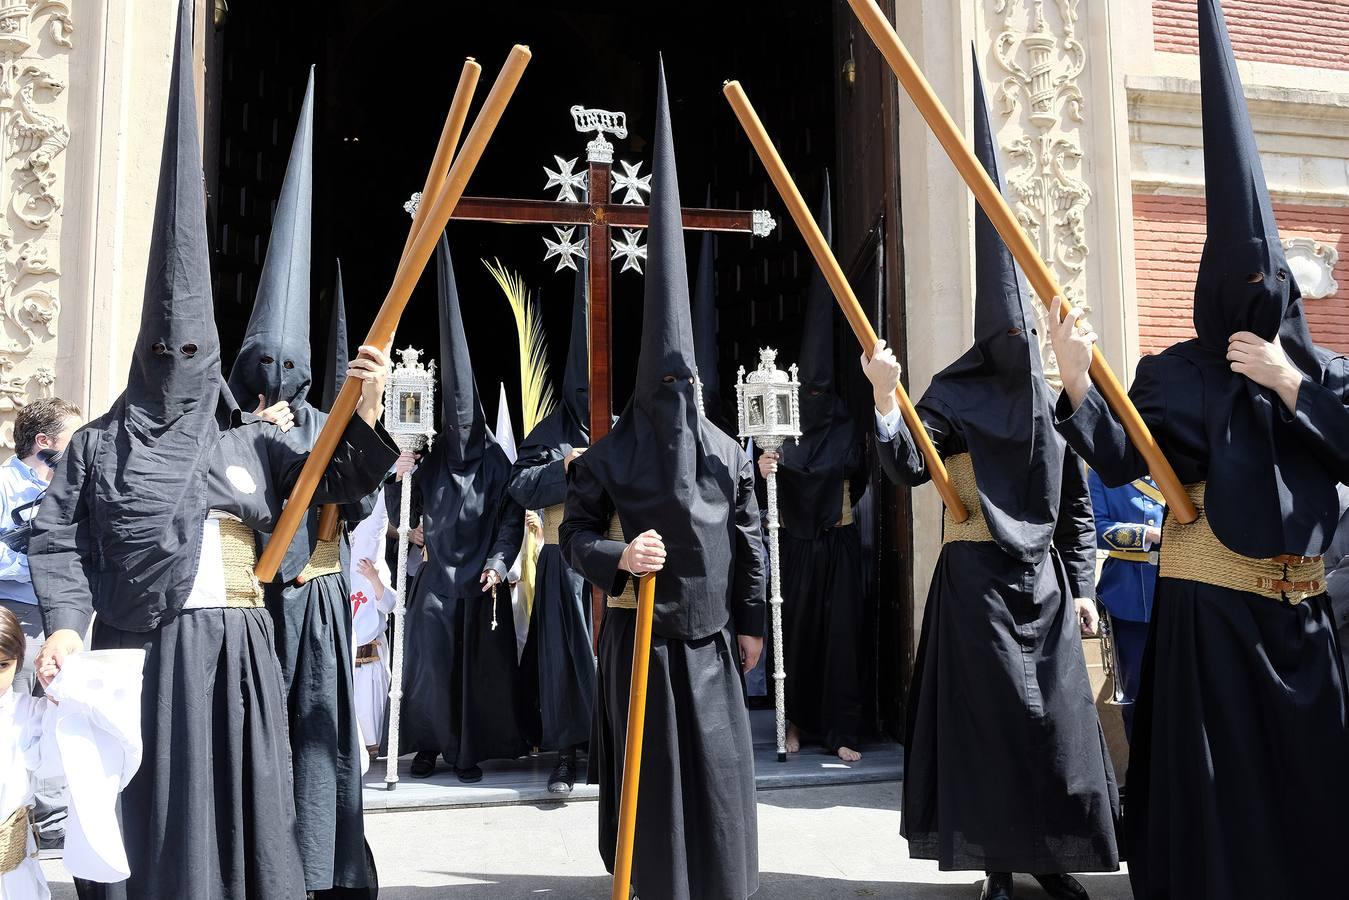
[
  {"x1": 0, "y1": 396, "x2": 80, "y2": 851},
  {"x1": 1087, "y1": 469, "x2": 1162, "y2": 742}
]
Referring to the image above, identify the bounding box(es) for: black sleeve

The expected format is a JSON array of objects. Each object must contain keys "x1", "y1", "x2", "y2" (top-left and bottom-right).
[
  {"x1": 559, "y1": 457, "x2": 629, "y2": 599},
  {"x1": 268, "y1": 416, "x2": 399, "y2": 509},
  {"x1": 1053, "y1": 447, "x2": 1098, "y2": 600},
  {"x1": 732, "y1": 453, "x2": 767, "y2": 638},
  {"x1": 1288, "y1": 355, "x2": 1349, "y2": 483},
  {"x1": 484, "y1": 492, "x2": 525, "y2": 580},
  {"x1": 874, "y1": 406, "x2": 954, "y2": 488},
  {"x1": 1053, "y1": 355, "x2": 1178, "y2": 488},
  {"x1": 508, "y1": 446, "x2": 569, "y2": 510},
  {"x1": 30, "y1": 429, "x2": 97, "y2": 636}
]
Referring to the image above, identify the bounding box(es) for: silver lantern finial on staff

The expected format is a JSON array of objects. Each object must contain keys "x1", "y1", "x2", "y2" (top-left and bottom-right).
[
  {"x1": 383, "y1": 345, "x2": 436, "y2": 790},
  {"x1": 736, "y1": 348, "x2": 801, "y2": 762}
]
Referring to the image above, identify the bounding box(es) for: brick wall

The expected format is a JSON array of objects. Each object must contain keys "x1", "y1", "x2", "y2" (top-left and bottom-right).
[
  {"x1": 1153, "y1": 0, "x2": 1349, "y2": 71},
  {"x1": 1134, "y1": 193, "x2": 1349, "y2": 354}
]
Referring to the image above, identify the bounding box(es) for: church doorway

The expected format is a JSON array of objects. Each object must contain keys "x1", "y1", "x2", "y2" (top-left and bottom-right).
[{"x1": 200, "y1": 0, "x2": 916, "y2": 744}]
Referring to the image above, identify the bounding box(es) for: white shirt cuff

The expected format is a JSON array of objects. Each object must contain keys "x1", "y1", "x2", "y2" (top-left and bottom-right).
[{"x1": 874, "y1": 406, "x2": 903, "y2": 442}]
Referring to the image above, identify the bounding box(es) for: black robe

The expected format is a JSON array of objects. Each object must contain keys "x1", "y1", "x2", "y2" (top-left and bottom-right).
[
  {"x1": 399, "y1": 438, "x2": 526, "y2": 768},
  {"x1": 880, "y1": 404, "x2": 1119, "y2": 874},
  {"x1": 509, "y1": 411, "x2": 595, "y2": 751},
  {"x1": 767, "y1": 437, "x2": 868, "y2": 752},
  {"x1": 561, "y1": 441, "x2": 764, "y2": 900},
  {"x1": 1056, "y1": 350, "x2": 1349, "y2": 897},
  {"x1": 262, "y1": 406, "x2": 378, "y2": 893},
  {"x1": 38, "y1": 415, "x2": 396, "y2": 900}
]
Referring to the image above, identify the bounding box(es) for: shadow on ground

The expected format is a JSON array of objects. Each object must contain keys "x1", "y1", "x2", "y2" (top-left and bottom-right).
[{"x1": 369, "y1": 871, "x2": 1131, "y2": 899}]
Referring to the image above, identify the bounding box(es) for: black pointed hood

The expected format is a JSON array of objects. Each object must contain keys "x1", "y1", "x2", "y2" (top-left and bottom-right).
[
  {"x1": 692, "y1": 195, "x2": 732, "y2": 434},
  {"x1": 777, "y1": 171, "x2": 865, "y2": 538},
  {"x1": 1170, "y1": 0, "x2": 1338, "y2": 558},
  {"x1": 919, "y1": 49, "x2": 1061, "y2": 563},
  {"x1": 228, "y1": 67, "x2": 314, "y2": 411},
  {"x1": 561, "y1": 257, "x2": 589, "y2": 436},
  {"x1": 575, "y1": 59, "x2": 753, "y2": 641},
  {"x1": 631, "y1": 64, "x2": 698, "y2": 413},
  {"x1": 322, "y1": 259, "x2": 348, "y2": 412},
  {"x1": 43, "y1": 0, "x2": 233, "y2": 630},
  {"x1": 436, "y1": 233, "x2": 492, "y2": 465},
  {"x1": 126, "y1": 0, "x2": 226, "y2": 423}
]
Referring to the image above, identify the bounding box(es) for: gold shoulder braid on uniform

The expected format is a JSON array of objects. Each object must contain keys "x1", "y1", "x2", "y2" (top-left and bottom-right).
[
  {"x1": 217, "y1": 518, "x2": 266, "y2": 608},
  {"x1": 0, "y1": 803, "x2": 36, "y2": 874},
  {"x1": 296, "y1": 538, "x2": 343, "y2": 584},
  {"x1": 605, "y1": 514, "x2": 640, "y2": 609},
  {"x1": 541, "y1": 503, "x2": 565, "y2": 546},
  {"x1": 941, "y1": 454, "x2": 994, "y2": 545},
  {"x1": 1161, "y1": 483, "x2": 1325, "y2": 605}
]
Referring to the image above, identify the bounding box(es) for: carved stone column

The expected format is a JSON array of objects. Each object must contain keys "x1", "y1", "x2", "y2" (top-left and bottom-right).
[
  {"x1": 0, "y1": 1, "x2": 71, "y2": 445},
  {"x1": 989, "y1": 0, "x2": 1091, "y2": 385}
]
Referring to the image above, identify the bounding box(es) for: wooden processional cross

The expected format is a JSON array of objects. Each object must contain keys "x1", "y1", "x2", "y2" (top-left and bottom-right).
[{"x1": 412, "y1": 104, "x2": 776, "y2": 641}]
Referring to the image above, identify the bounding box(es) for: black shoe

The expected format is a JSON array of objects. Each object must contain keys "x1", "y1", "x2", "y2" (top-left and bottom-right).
[
  {"x1": 548, "y1": 753, "x2": 576, "y2": 794},
  {"x1": 981, "y1": 872, "x2": 1014, "y2": 900},
  {"x1": 456, "y1": 765, "x2": 484, "y2": 783},
  {"x1": 1032, "y1": 873, "x2": 1088, "y2": 900},
  {"x1": 409, "y1": 751, "x2": 437, "y2": 778}
]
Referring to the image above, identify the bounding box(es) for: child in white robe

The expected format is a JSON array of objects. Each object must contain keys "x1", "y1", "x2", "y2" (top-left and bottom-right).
[
  {"x1": 1, "y1": 606, "x2": 145, "y2": 900},
  {"x1": 1, "y1": 604, "x2": 54, "y2": 900},
  {"x1": 350, "y1": 488, "x2": 396, "y2": 762}
]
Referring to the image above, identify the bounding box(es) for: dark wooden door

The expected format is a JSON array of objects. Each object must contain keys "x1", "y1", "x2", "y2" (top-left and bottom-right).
[{"x1": 833, "y1": 0, "x2": 913, "y2": 739}]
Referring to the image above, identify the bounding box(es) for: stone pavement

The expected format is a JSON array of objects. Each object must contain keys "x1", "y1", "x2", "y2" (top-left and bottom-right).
[
  {"x1": 364, "y1": 709, "x2": 903, "y2": 811},
  {"x1": 43, "y1": 782, "x2": 1132, "y2": 898}
]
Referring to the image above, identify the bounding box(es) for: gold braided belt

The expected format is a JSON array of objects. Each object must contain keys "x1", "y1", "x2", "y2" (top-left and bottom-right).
[
  {"x1": 296, "y1": 538, "x2": 343, "y2": 584},
  {"x1": 0, "y1": 804, "x2": 36, "y2": 875},
  {"x1": 605, "y1": 515, "x2": 640, "y2": 610},
  {"x1": 541, "y1": 503, "x2": 565, "y2": 546},
  {"x1": 941, "y1": 454, "x2": 993, "y2": 545},
  {"x1": 838, "y1": 480, "x2": 854, "y2": 527},
  {"x1": 1160, "y1": 483, "x2": 1325, "y2": 605},
  {"x1": 217, "y1": 518, "x2": 266, "y2": 608}
]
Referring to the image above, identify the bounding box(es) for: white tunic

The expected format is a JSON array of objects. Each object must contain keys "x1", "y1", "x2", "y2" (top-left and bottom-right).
[
  {"x1": 348, "y1": 491, "x2": 395, "y2": 749},
  {"x1": 0, "y1": 689, "x2": 53, "y2": 900}
]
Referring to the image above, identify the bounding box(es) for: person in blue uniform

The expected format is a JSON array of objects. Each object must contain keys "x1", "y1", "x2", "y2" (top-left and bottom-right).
[{"x1": 1087, "y1": 471, "x2": 1162, "y2": 741}]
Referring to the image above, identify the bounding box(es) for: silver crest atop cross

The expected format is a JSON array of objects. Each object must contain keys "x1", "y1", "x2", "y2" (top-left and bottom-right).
[{"x1": 570, "y1": 105, "x2": 627, "y2": 165}]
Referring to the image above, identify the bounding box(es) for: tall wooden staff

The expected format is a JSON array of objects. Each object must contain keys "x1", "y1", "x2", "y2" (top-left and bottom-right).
[
  {"x1": 722, "y1": 82, "x2": 966, "y2": 521},
  {"x1": 317, "y1": 57, "x2": 483, "y2": 544},
  {"x1": 842, "y1": 0, "x2": 1197, "y2": 523},
  {"x1": 257, "y1": 46, "x2": 533, "y2": 581},
  {"x1": 611, "y1": 574, "x2": 658, "y2": 900}
]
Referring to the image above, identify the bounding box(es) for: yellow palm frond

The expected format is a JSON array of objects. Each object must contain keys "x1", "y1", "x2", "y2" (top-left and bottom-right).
[{"x1": 484, "y1": 258, "x2": 555, "y2": 434}]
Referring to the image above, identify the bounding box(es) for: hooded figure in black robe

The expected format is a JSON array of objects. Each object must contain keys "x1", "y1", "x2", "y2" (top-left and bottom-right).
[
  {"x1": 225, "y1": 70, "x2": 376, "y2": 897},
  {"x1": 509, "y1": 261, "x2": 596, "y2": 791},
  {"x1": 1051, "y1": 3, "x2": 1349, "y2": 896},
  {"x1": 866, "y1": 53, "x2": 1118, "y2": 892},
  {"x1": 27, "y1": 6, "x2": 397, "y2": 897},
  {"x1": 692, "y1": 193, "x2": 735, "y2": 437},
  {"x1": 761, "y1": 174, "x2": 868, "y2": 758},
  {"x1": 559, "y1": 61, "x2": 766, "y2": 900},
  {"x1": 400, "y1": 234, "x2": 526, "y2": 781}
]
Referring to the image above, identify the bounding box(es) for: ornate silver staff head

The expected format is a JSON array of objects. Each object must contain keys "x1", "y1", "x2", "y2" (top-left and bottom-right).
[
  {"x1": 735, "y1": 347, "x2": 801, "y2": 452},
  {"x1": 384, "y1": 346, "x2": 437, "y2": 453}
]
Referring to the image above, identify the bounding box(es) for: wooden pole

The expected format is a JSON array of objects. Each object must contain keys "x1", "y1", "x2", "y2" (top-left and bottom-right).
[
  {"x1": 315, "y1": 57, "x2": 482, "y2": 545},
  {"x1": 723, "y1": 81, "x2": 968, "y2": 522},
  {"x1": 610, "y1": 574, "x2": 657, "y2": 900},
  {"x1": 257, "y1": 45, "x2": 533, "y2": 581},
  {"x1": 843, "y1": 0, "x2": 1197, "y2": 524}
]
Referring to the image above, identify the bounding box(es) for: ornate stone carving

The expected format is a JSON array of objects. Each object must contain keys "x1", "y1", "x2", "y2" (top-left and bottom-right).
[
  {"x1": 1283, "y1": 237, "x2": 1338, "y2": 299},
  {"x1": 989, "y1": 0, "x2": 1090, "y2": 380},
  {"x1": 0, "y1": 1, "x2": 70, "y2": 443}
]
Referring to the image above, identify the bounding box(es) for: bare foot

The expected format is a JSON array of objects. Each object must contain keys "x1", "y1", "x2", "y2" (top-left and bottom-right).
[
  {"x1": 785, "y1": 722, "x2": 801, "y2": 754},
  {"x1": 836, "y1": 746, "x2": 862, "y2": 762}
]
